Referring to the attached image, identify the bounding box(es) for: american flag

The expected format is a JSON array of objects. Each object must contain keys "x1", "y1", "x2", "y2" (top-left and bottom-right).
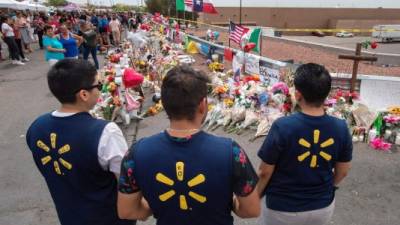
[
  {"x1": 229, "y1": 21, "x2": 249, "y2": 44},
  {"x1": 184, "y1": 0, "x2": 193, "y2": 12}
]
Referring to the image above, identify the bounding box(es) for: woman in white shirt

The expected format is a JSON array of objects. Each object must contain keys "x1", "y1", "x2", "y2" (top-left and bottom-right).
[{"x1": 1, "y1": 16, "x2": 24, "y2": 65}]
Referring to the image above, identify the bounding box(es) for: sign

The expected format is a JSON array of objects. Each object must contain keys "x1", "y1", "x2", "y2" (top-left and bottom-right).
[
  {"x1": 245, "y1": 54, "x2": 260, "y2": 75},
  {"x1": 232, "y1": 54, "x2": 243, "y2": 76},
  {"x1": 259, "y1": 61, "x2": 280, "y2": 85}
]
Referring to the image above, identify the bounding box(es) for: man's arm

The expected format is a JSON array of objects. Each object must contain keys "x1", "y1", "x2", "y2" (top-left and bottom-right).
[
  {"x1": 233, "y1": 189, "x2": 260, "y2": 218},
  {"x1": 334, "y1": 121, "x2": 352, "y2": 186},
  {"x1": 118, "y1": 191, "x2": 152, "y2": 220},
  {"x1": 231, "y1": 141, "x2": 260, "y2": 218},
  {"x1": 256, "y1": 162, "x2": 275, "y2": 197},
  {"x1": 334, "y1": 162, "x2": 351, "y2": 186}
]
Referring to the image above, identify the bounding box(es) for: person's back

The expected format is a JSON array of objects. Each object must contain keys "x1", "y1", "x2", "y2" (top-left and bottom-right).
[
  {"x1": 27, "y1": 112, "x2": 117, "y2": 225},
  {"x1": 26, "y1": 59, "x2": 135, "y2": 225},
  {"x1": 117, "y1": 66, "x2": 260, "y2": 224},
  {"x1": 259, "y1": 112, "x2": 351, "y2": 211},
  {"x1": 257, "y1": 63, "x2": 352, "y2": 225}
]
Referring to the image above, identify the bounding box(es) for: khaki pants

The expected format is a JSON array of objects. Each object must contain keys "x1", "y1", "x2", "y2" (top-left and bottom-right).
[
  {"x1": 262, "y1": 199, "x2": 335, "y2": 225},
  {"x1": 112, "y1": 30, "x2": 121, "y2": 45}
]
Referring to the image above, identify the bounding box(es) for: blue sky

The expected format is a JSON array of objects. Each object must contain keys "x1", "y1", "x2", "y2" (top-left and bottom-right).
[{"x1": 67, "y1": 0, "x2": 400, "y2": 8}]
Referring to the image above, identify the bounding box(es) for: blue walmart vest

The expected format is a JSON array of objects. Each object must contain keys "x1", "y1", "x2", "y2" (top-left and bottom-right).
[
  {"x1": 133, "y1": 131, "x2": 234, "y2": 225},
  {"x1": 26, "y1": 112, "x2": 134, "y2": 225}
]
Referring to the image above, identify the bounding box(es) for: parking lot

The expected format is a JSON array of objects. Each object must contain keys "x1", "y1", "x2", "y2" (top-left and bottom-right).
[{"x1": 282, "y1": 35, "x2": 400, "y2": 55}]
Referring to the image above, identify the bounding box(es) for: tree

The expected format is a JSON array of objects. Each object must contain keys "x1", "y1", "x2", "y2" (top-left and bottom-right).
[
  {"x1": 111, "y1": 4, "x2": 147, "y2": 12},
  {"x1": 145, "y1": 0, "x2": 198, "y2": 20},
  {"x1": 145, "y1": 0, "x2": 171, "y2": 15},
  {"x1": 46, "y1": 0, "x2": 67, "y2": 7}
]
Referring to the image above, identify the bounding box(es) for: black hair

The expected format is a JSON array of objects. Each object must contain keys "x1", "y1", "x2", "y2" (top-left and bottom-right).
[
  {"x1": 0, "y1": 15, "x2": 8, "y2": 24},
  {"x1": 161, "y1": 65, "x2": 210, "y2": 121},
  {"x1": 47, "y1": 59, "x2": 97, "y2": 104},
  {"x1": 294, "y1": 63, "x2": 332, "y2": 107},
  {"x1": 43, "y1": 24, "x2": 53, "y2": 33}
]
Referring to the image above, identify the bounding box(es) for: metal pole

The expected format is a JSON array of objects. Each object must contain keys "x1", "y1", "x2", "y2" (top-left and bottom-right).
[
  {"x1": 228, "y1": 20, "x2": 231, "y2": 48},
  {"x1": 259, "y1": 29, "x2": 262, "y2": 56},
  {"x1": 239, "y1": 0, "x2": 242, "y2": 25}
]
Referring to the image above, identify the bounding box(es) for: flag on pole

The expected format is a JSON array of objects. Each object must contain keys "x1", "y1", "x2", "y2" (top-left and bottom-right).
[
  {"x1": 229, "y1": 21, "x2": 249, "y2": 45},
  {"x1": 184, "y1": 0, "x2": 193, "y2": 12},
  {"x1": 176, "y1": 0, "x2": 185, "y2": 11},
  {"x1": 193, "y1": 0, "x2": 203, "y2": 12},
  {"x1": 203, "y1": 0, "x2": 218, "y2": 14},
  {"x1": 248, "y1": 28, "x2": 262, "y2": 53}
]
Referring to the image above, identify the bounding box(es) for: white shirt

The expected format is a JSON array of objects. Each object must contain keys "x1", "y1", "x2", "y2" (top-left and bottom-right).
[
  {"x1": 109, "y1": 19, "x2": 121, "y2": 32},
  {"x1": 52, "y1": 111, "x2": 128, "y2": 175},
  {"x1": 1, "y1": 23, "x2": 14, "y2": 37}
]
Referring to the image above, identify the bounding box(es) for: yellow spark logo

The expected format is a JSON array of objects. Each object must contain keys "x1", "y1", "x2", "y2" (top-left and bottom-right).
[
  {"x1": 298, "y1": 130, "x2": 334, "y2": 168},
  {"x1": 156, "y1": 162, "x2": 206, "y2": 210},
  {"x1": 36, "y1": 133, "x2": 72, "y2": 175}
]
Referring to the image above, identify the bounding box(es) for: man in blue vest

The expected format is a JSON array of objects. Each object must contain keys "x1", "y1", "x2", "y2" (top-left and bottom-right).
[
  {"x1": 257, "y1": 63, "x2": 353, "y2": 225},
  {"x1": 26, "y1": 59, "x2": 135, "y2": 225},
  {"x1": 117, "y1": 65, "x2": 260, "y2": 224}
]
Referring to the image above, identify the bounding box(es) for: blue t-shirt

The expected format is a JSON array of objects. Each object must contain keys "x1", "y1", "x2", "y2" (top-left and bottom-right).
[
  {"x1": 59, "y1": 33, "x2": 78, "y2": 58},
  {"x1": 119, "y1": 131, "x2": 259, "y2": 225},
  {"x1": 43, "y1": 36, "x2": 65, "y2": 61},
  {"x1": 258, "y1": 112, "x2": 353, "y2": 212}
]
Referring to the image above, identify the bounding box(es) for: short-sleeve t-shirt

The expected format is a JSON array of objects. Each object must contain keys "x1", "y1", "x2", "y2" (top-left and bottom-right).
[
  {"x1": 109, "y1": 20, "x2": 120, "y2": 32},
  {"x1": 119, "y1": 134, "x2": 259, "y2": 197},
  {"x1": 43, "y1": 36, "x2": 65, "y2": 61},
  {"x1": 258, "y1": 112, "x2": 353, "y2": 212}
]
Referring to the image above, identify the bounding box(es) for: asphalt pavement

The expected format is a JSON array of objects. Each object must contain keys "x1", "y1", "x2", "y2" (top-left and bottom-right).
[{"x1": 0, "y1": 49, "x2": 399, "y2": 225}]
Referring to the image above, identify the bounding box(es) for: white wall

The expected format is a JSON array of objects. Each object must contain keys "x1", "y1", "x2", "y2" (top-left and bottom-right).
[
  {"x1": 212, "y1": 0, "x2": 400, "y2": 8},
  {"x1": 359, "y1": 75, "x2": 400, "y2": 110}
]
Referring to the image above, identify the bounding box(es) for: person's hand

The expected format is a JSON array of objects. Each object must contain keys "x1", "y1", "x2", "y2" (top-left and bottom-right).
[{"x1": 61, "y1": 49, "x2": 66, "y2": 53}]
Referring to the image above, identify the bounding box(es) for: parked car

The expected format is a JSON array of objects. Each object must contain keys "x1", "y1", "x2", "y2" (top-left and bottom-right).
[
  {"x1": 311, "y1": 30, "x2": 325, "y2": 37},
  {"x1": 336, "y1": 31, "x2": 354, "y2": 38}
]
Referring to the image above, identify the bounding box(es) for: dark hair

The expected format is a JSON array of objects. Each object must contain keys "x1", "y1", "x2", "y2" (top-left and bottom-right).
[
  {"x1": 43, "y1": 24, "x2": 53, "y2": 33},
  {"x1": 294, "y1": 63, "x2": 332, "y2": 107},
  {"x1": 161, "y1": 65, "x2": 210, "y2": 121},
  {"x1": 47, "y1": 59, "x2": 97, "y2": 104},
  {"x1": 0, "y1": 16, "x2": 8, "y2": 24}
]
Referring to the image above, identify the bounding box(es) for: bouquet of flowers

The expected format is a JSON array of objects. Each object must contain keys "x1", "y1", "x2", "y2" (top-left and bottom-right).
[{"x1": 236, "y1": 110, "x2": 259, "y2": 135}]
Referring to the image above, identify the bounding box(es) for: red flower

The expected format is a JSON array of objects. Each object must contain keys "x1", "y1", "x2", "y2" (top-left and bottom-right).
[
  {"x1": 243, "y1": 183, "x2": 253, "y2": 194},
  {"x1": 239, "y1": 151, "x2": 247, "y2": 164},
  {"x1": 127, "y1": 168, "x2": 133, "y2": 177}
]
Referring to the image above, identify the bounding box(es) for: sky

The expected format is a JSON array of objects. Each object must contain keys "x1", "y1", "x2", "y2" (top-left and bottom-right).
[{"x1": 66, "y1": 0, "x2": 400, "y2": 8}]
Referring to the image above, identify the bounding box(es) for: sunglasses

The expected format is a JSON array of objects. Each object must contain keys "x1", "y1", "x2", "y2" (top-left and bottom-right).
[{"x1": 73, "y1": 82, "x2": 103, "y2": 94}]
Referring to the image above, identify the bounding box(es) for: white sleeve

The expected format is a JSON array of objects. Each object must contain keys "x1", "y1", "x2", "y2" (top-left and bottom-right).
[{"x1": 98, "y1": 122, "x2": 129, "y2": 175}]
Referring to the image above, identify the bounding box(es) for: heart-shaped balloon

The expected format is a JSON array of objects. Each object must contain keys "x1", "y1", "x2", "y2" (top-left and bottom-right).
[{"x1": 123, "y1": 68, "x2": 144, "y2": 88}]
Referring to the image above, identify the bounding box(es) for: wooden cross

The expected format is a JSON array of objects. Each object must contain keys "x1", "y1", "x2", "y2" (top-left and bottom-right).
[{"x1": 338, "y1": 43, "x2": 377, "y2": 93}]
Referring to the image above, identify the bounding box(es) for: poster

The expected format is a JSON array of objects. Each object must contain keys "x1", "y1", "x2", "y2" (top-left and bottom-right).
[
  {"x1": 259, "y1": 61, "x2": 280, "y2": 85},
  {"x1": 232, "y1": 55, "x2": 243, "y2": 76},
  {"x1": 244, "y1": 54, "x2": 260, "y2": 75}
]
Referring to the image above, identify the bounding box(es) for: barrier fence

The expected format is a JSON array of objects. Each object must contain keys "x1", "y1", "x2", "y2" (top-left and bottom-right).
[{"x1": 171, "y1": 17, "x2": 400, "y2": 33}]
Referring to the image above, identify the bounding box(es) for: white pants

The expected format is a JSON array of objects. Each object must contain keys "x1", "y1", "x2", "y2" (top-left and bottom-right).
[
  {"x1": 262, "y1": 199, "x2": 335, "y2": 225},
  {"x1": 48, "y1": 59, "x2": 59, "y2": 66}
]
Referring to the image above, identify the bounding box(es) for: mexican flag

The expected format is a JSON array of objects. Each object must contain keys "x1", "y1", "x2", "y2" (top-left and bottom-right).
[
  {"x1": 176, "y1": 0, "x2": 185, "y2": 11},
  {"x1": 248, "y1": 28, "x2": 262, "y2": 53}
]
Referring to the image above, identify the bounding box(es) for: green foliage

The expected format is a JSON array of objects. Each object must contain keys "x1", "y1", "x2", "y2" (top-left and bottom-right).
[
  {"x1": 145, "y1": 0, "x2": 171, "y2": 15},
  {"x1": 46, "y1": 0, "x2": 67, "y2": 7},
  {"x1": 111, "y1": 4, "x2": 147, "y2": 12},
  {"x1": 145, "y1": 0, "x2": 198, "y2": 20}
]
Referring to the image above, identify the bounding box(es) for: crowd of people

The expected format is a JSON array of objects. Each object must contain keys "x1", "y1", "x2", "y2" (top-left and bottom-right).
[
  {"x1": 18, "y1": 10, "x2": 354, "y2": 225},
  {"x1": 0, "y1": 10, "x2": 143, "y2": 67}
]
